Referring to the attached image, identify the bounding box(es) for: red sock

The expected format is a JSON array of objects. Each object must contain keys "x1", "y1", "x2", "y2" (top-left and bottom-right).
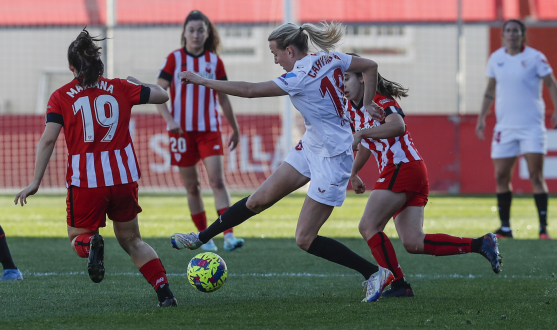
[
  {"x1": 218, "y1": 207, "x2": 233, "y2": 235},
  {"x1": 139, "y1": 258, "x2": 168, "y2": 291},
  {"x1": 191, "y1": 211, "x2": 207, "y2": 232},
  {"x1": 423, "y1": 234, "x2": 472, "y2": 256},
  {"x1": 73, "y1": 234, "x2": 94, "y2": 258},
  {"x1": 367, "y1": 232, "x2": 404, "y2": 281}
]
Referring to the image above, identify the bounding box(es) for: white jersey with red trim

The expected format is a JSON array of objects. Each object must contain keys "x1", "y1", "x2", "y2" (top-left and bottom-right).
[
  {"x1": 159, "y1": 49, "x2": 226, "y2": 132},
  {"x1": 347, "y1": 94, "x2": 422, "y2": 172},
  {"x1": 486, "y1": 46, "x2": 553, "y2": 130},
  {"x1": 272, "y1": 51, "x2": 353, "y2": 157},
  {"x1": 46, "y1": 77, "x2": 149, "y2": 188}
]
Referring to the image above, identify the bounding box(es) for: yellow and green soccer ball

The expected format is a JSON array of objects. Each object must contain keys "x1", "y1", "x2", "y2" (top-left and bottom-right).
[{"x1": 187, "y1": 252, "x2": 228, "y2": 292}]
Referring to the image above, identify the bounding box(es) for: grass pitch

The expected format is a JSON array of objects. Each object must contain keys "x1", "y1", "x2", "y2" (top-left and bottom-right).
[{"x1": 1, "y1": 193, "x2": 556, "y2": 329}]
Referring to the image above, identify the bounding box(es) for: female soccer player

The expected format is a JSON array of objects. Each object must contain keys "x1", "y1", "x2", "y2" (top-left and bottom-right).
[
  {"x1": 476, "y1": 19, "x2": 557, "y2": 240},
  {"x1": 172, "y1": 22, "x2": 392, "y2": 302},
  {"x1": 156, "y1": 10, "x2": 243, "y2": 252},
  {"x1": 345, "y1": 64, "x2": 503, "y2": 298},
  {"x1": 14, "y1": 29, "x2": 177, "y2": 307}
]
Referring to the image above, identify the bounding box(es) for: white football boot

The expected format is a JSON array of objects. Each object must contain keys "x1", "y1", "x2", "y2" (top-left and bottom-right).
[
  {"x1": 170, "y1": 232, "x2": 203, "y2": 250},
  {"x1": 223, "y1": 232, "x2": 245, "y2": 251},
  {"x1": 361, "y1": 266, "x2": 394, "y2": 302}
]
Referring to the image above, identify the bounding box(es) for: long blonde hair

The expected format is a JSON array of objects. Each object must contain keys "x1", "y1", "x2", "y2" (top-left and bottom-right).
[{"x1": 268, "y1": 21, "x2": 344, "y2": 53}]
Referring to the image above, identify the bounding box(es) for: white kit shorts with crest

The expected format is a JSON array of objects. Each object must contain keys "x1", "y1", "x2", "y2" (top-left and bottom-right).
[{"x1": 284, "y1": 140, "x2": 353, "y2": 207}]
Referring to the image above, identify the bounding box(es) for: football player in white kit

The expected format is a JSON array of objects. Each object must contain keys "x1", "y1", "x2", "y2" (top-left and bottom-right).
[
  {"x1": 171, "y1": 21, "x2": 393, "y2": 302},
  {"x1": 476, "y1": 20, "x2": 557, "y2": 240}
]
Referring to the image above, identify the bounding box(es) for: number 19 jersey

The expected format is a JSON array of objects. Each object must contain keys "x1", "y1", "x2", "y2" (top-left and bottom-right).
[
  {"x1": 46, "y1": 78, "x2": 150, "y2": 188},
  {"x1": 273, "y1": 51, "x2": 353, "y2": 157}
]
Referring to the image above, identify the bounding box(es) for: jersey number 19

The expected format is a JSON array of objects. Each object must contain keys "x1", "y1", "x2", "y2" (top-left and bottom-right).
[{"x1": 72, "y1": 95, "x2": 120, "y2": 143}]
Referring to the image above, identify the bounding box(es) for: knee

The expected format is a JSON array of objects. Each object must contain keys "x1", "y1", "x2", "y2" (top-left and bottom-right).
[
  {"x1": 295, "y1": 233, "x2": 314, "y2": 251},
  {"x1": 401, "y1": 241, "x2": 420, "y2": 254},
  {"x1": 245, "y1": 195, "x2": 267, "y2": 213},
  {"x1": 400, "y1": 235, "x2": 423, "y2": 254},
  {"x1": 358, "y1": 220, "x2": 380, "y2": 241},
  {"x1": 494, "y1": 169, "x2": 510, "y2": 184},
  {"x1": 528, "y1": 170, "x2": 544, "y2": 185},
  {"x1": 184, "y1": 180, "x2": 202, "y2": 196},
  {"x1": 208, "y1": 176, "x2": 226, "y2": 191}
]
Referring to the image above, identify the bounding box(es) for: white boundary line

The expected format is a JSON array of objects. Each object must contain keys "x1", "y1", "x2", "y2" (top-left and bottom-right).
[{"x1": 20, "y1": 271, "x2": 553, "y2": 280}]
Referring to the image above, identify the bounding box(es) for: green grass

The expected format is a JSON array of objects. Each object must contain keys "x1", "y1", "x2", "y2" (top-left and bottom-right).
[{"x1": 1, "y1": 193, "x2": 556, "y2": 329}]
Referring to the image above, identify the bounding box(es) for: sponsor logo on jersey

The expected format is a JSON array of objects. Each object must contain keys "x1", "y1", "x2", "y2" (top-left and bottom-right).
[
  {"x1": 378, "y1": 98, "x2": 392, "y2": 105},
  {"x1": 497, "y1": 62, "x2": 504, "y2": 67},
  {"x1": 197, "y1": 71, "x2": 216, "y2": 80},
  {"x1": 213, "y1": 145, "x2": 220, "y2": 150},
  {"x1": 317, "y1": 187, "x2": 326, "y2": 194},
  {"x1": 377, "y1": 178, "x2": 385, "y2": 182}
]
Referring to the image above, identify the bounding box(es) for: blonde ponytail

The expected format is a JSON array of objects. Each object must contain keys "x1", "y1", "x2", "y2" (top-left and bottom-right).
[{"x1": 268, "y1": 21, "x2": 345, "y2": 53}]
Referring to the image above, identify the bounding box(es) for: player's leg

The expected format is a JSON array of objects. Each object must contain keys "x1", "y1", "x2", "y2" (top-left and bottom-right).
[
  {"x1": 394, "y1": 206, "x2": 502, "y2": 274},
  {"x1": 178, "y1": 165, "x2": 217, "y2": 251},
  {"x1": 113, "y1": 218, "x2": 176, "y2": 307},
  {"x1": 171, "y1": 161, "x2": 309, "y2": 250},
  {"x1": 492, "y1": 157, "x2": 517, "y2": 238},
  {"x1": 66, "y1": 185, "x2": 108, "y2": 283},
  {"x1": 202, "y1": 154, "x2": 244, "y2": 251},
  {"x1": 0, "y1": 225, "x2": 23, "y2": 281},
  {"x1": 523, "y1": 152, "x2": 551, "y2": 239},
  {"x1": 359, "y1": 189, "x2": 407, "y2": 296}
]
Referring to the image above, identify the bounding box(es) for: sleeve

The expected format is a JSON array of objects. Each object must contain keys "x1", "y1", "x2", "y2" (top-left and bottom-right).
[
  {"x1": 536, "y1": 52, "x2": 553, "y2": 78},
  {"x1": 333, "y1": 52, "x2": 353, "y2": 72},
  {"x1": 216, "y1": 57, "x2": 228, "y2": 81},
  {"x1": 158, "y1": 53, "x2": 176, "y2": 83},
  {"x1": 377, "y1": 96, "x2": 405, "y2": 118},
  {"x1": 120, "y1": 79, "x2": 144, "y2": 105},
  {"x1": 272, "y1": 71, "x2": 304, "y2": 96},
  {"x1": 45, "y1": 91, "x2": 64, "y2": 126},
  {"x1": 486, "y1": 53, "x2": 496, "y2": 78}
]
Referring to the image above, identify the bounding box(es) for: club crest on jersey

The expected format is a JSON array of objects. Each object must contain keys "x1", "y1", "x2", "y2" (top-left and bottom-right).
[
  {"x1": 174, "y1": 153, "x2": 181, "y2": 162},
  {"x1": 206, "y1": 66, "x2": 212, "y2": 73},
  {"x1": 497, "y1": 62, "x2": 504, "y2": 67},
  {"x1": 521, "y1": 60, "x2": 527, "y2": 67}
]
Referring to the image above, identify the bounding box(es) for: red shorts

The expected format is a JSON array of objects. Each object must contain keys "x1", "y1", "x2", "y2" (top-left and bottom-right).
[
  {"x1": 66, "y1": 182, "x2": 142, "y2": 231},
  {"x1": 169, "y1": 131, "x2": 224, "y2": 167},
  {"x1": 373, "y1": 160, "x2": 429, "y2": 218}
]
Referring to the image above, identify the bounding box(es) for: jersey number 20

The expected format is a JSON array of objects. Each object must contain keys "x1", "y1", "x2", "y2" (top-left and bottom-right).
[{"x1": 72, "y1": 95, "x2": 119, "y2": 142}]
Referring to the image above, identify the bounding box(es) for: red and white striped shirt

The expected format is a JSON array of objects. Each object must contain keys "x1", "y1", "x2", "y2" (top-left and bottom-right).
[
  {"x1": 159, "y1": 49, "x2": 227, "y2": 132},
  {"x1": 347, "y1": 94, "x2": 422, "y2": 172},
  {"x1": 46, "y1": 77, "x2": 149, "y2": 188}
]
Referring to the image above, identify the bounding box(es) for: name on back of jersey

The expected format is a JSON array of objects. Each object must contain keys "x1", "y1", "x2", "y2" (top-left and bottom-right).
[
  {"x1": 66, "y1": 80, "x2": 114, "y2": 98},
  {"x1": 308, "y1": 53, "x2": 342, "y2": 78}
]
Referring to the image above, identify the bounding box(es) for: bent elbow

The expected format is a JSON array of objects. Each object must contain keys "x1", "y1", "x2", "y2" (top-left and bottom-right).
[{"x1": 397, "y1": 124, "x2": 406, "y2": 136}]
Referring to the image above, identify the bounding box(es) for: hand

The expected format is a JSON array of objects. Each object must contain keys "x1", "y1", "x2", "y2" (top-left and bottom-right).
[
  {"x1": 350, "y1": 175, "x2": 366, "y2": 194},
  {"x1": 475, "y1": 119, "x2": 485, "y2": 140},
  {"x1": 365, "y1": 101, "x2": 385, "y2": 121},
  {"x1": 552, "y1": 112, "x2": 557, "y2": 129},
  {"x1": 14, "y1": 182, "x2": 40, "y2": 207},
  {"x1": 126, "y1": 76, "x2": 142, "y2": 85},
  {"x1": 352, "y1": 131, "x2": 363, "y2": 151},
  {"x1": 180, "y1": 71, "x2": 204, "y2": 85},
  {"x1": 228, "y1": 129, "x2": 239, "y2": 151},
  {"x1": 167, "y1": 120, "x2": 184, "y2": 135}
]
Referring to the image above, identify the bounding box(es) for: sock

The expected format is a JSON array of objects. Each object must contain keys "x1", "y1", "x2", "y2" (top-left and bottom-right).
[
  {"x1": 199, "y1": 197, "x2": 255, "y2": 243},
  {"x1": 423, "y1": 234, "x2": 472, "y2": 256},
  {"x1": 533, "y1": 193, "x2": 548, "y2": 232},
  {"x1": 367, "y1": 232, "x2": 404, "y2": 282},
  {"x1": 470, "y1": 237, "x2": 483, "y2": 253},
  {"x1": 140, "y1": 258, "x2": 169, "y2": 293},
  {"x1": 307, "y1": 235, "x2": 379, "y2": 279},
  {"x1": 73, "y1": 233, "x2": 94, "y2": 258},
  {"x1": 0, "y1": 226, "x2": 17, "y2": 270},
  {"x1": 218, "y1": 207, "x2": 233, "y2": 235},
  {"x1": 191, "y1": 211, "x2": 207, "y2": 232},
  {"x1": 497, "y1": 192, "x2": 512, "y2": 228}
]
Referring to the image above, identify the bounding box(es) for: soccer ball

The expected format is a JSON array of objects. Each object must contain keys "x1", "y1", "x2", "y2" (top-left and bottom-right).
[{"x1": 186, "y1": 252, "x2": 228, "y2": 292}]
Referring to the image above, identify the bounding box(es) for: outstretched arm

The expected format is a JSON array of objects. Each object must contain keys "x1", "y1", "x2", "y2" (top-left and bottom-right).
[
  {"x1": 14, "y1": 122, "x2": 62, "y2": 206},
  {"x1": 180, "y1": 72, "x2": 287, "y2": 98}
]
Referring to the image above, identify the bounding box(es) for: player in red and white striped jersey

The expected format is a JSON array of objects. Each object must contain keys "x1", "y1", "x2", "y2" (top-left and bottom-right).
[
  {"x1": 345, "y1": 65, "x2": 502, "y2": 299},
  {"x1": 156, "y1": 10, "x2": 243, "y2": 252},
  {"x1": 14, "y1": 29, "x2": 177, "y2": 307}
]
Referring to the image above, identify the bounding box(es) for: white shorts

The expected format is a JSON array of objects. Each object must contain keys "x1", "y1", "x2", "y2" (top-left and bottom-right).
[
  {"x1": 491, "y1": 127, "x2": 547, "y2": 159},
  {"x1": 284, "y1": 141, "x2": 353, "y2": 207}
]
